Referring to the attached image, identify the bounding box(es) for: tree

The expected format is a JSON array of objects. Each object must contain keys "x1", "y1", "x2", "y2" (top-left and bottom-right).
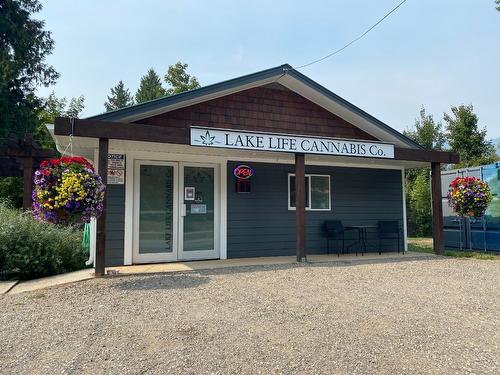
[
  {"x1": 496, "y1": 0, "x2": 500, "y2": 11},
  {"x1": 403, "y1": 107, "x2": 445, "y2": 237},
  {"x1": 104, "y1": 80, "x2": 134, "y2": 111},
  {"x1": 404, "y1": 107, "x2": 445, "y2": 151},
  {"x1": 407, "y1": 173, "x2": 432, "y2": 237},
  {"x1": 66, "y1": 95, "x2": 85, "y2": 118},
  {"x1": 135, "y1": 68, "x2": 165, "y2": 103},
  {"x1": 0, "y1": 0, "x2": 59, "y2": 141},
  {"x1": 36, "y1": 92, "x2": 85, "y2": 149},
  {"x1": 164, "y1": 62, "x2": 200, "y2": 95},
  {"x1": 444, "y1": 104, "x2": 497, "y2": 167}
]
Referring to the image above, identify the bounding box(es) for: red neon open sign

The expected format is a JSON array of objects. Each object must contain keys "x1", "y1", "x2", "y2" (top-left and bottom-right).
[{"x1": 233, "y1": 165, "x2": 254, "y2": 180}]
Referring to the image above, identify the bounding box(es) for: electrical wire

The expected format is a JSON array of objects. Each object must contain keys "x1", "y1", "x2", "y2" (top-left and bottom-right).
[{"x1": 294, "y1": 0, "x2": 409, "y2": 69}]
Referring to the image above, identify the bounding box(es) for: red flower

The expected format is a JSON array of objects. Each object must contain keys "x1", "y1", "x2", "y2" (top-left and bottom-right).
[
  {"x1": 38, "y1": 156, "x2": 95, "y2": 172},
  {"x1": 42, "y1": 169, "x2": 50, "y2": 176}
]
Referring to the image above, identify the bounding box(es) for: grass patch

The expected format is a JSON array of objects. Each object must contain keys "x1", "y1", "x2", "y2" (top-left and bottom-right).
[
  {"x1": 408, "y1": 238, "x2": 433, "y2": 253},
  {"x1": 444, "y1": 251, "x2": 497, "y2": 260},
  {"x1": 408, "y1": 237, "x2": 498, "y2": 260}
]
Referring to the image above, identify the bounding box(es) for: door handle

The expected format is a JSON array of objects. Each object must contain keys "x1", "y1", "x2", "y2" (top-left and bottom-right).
[{"x1": 181, "y1": 203, "x2": 186, "y2": 217}]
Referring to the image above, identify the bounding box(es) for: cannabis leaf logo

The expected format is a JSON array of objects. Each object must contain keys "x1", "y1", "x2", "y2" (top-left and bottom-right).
[{"x1": 200, "y1": 130, "x2": 216, "y2": 146}]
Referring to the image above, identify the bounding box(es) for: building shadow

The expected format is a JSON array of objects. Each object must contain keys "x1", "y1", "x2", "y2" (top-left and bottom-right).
[
  {"x1": 196, "y1": 255, "x2": 438, "y2": 276},
  {"x1": 112, "y1": 254, "x2": 438, "y2": 290},
  {"x1": 114, "y1": 273, "x2": 210, "y2": 291}
]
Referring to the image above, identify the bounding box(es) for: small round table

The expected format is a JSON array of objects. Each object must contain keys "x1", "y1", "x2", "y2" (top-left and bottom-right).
[{"x1": 345, "y1": 225, "x2": 377, "y2": 256}]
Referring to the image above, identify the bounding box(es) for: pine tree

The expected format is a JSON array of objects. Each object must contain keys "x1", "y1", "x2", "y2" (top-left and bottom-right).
[
  {"x1": 164, "y1": 62, "x2": 200, "y2": 95},
  {"x1": 104, "y1": 80, "x2": 134, "y2": 111},
  {"x1": 135, "y1": 68, "x2": 165, "y2": 103},
  {"x1": 0, "y1": 0, "x2": 59, "y2": 140}
]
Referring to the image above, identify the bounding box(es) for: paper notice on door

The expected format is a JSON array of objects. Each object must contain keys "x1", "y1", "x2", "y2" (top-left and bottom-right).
[{"x1": 190, "y1": 204, "x2": 207, "y2": 214}]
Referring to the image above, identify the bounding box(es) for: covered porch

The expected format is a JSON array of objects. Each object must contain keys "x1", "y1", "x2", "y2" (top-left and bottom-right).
[
  {"x1": 52, "y1": 117, "x2": 458, "y2": 275},
  {"x1": 50, "y1": 64, "x2": 459, "y2": 275}
]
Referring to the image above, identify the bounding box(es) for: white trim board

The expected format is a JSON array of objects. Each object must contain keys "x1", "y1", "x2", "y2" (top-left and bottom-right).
[{"x1": 401, "y1": 169, "x2": 408, "y2": 252}]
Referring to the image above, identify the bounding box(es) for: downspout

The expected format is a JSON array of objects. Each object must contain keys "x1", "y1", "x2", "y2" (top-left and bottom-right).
[{"x1": 85, "y1": 218, "x2": 97, "y2": 266}]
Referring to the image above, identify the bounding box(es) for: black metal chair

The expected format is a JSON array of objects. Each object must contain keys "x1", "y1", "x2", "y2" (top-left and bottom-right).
[
  {"x1": 324, "y1": 220, "x2": 346, "y2": 256},
  {"x1": 377, "y1": 220, "x2": 403, "y2": 255}
]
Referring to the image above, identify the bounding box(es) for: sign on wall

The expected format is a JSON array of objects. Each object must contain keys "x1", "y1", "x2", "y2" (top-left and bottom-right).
[
  {"x1": 190, "y1": 127, "x2": 394, "y2": 159},
  {"x1": 107, "y1": 154, "x2": 125, "y2": 184}
]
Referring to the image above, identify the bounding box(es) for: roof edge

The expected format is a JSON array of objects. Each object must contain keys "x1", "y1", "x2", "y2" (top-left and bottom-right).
[
  {"x1": 87, "y1": 64, "x2": 291, "y2": 121},
  {"x1": 284, "y1": 68, "x2": 423, "y2": 150},
  {"x1": 87, "y1": 63, "x2": 423, "y2": 150}
]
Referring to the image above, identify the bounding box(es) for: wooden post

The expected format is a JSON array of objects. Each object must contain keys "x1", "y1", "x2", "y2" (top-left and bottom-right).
[
  {"x1": 431, "y1": 162, "x2": 444, "y2": 255},
  {"x1": 295, "y1": 153, "x2": 306, "y2": 262},
  {"x1": 22, "y1": 157, "x2": 34, "y2": 209},
  {"x1": 95, "y1": 138, "x2": 109, "y2": 276}
]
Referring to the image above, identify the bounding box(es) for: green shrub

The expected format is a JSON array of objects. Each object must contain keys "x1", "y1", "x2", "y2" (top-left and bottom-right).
[
  {"x1": 0, "y1": 202, "x2": 86, "y2": 280},
  {"x1": 0, "y1": 177, "x2": 23, "y2": 208}
]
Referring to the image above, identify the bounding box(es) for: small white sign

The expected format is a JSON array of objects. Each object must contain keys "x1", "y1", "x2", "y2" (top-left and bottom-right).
[
  {"x1": 107, "y1": 154, "x2": 125, "y2": 184},
  {"x1": 107, "y1": 169, "x2": 125, "y2": 184},
  {"x1": 185, "y1": 187, "x2": 195, "y2": 200},
  {"x1": 190, "y1": 204, "x2": 207, "y2": 214},
  {"x1": 108, "y1": 154, "x2": 125, "y2": 169},
  {"x1": 190, "y1": 127, "x2": 395, "y2": 159}
]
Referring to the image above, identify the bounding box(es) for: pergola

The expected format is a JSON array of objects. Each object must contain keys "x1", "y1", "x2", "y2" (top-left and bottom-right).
[
  {"x1": 54, "y1": 117, "x2": 460, "y2": 276},
  {"x1": 0, "y1": 135, "x2": 56, "y2": 209}
]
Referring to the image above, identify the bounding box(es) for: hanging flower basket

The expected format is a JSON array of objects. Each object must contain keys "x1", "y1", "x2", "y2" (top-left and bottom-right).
[
  {"x1": 32, "y1": 157, "x2": 106, "y2": 224},
  {"x1": 447, "y1": 176, "x2": 492, "y2": 218}
]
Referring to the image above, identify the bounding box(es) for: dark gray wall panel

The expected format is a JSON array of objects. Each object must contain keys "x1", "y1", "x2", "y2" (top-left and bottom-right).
[
  {"x1": 227, "y1": 161, "x2": 404, "y2": 258},
  {"x1": 105, "y1": 184, "x2": 125, "y2": 266}
]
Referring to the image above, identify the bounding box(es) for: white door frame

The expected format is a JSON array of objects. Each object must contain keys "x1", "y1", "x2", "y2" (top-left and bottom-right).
[
  {"x1": 132, "y1": 160, "x2": 179, "y2": 263},
  {"x1": 178, "y1": 162, "x2": 220, "y2": 261}
]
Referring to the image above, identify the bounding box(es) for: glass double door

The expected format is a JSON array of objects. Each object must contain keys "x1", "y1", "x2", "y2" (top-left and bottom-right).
[{"x1": 134, "y1": 161, "x2": 219, "y2": 263}]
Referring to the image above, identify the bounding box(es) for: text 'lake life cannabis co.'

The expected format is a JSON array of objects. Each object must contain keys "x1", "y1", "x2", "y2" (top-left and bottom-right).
[{"x1": 190, "y1": 127, "x2": 395, "y2": 159}]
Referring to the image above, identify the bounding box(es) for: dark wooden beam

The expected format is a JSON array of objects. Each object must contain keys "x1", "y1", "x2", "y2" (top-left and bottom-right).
[
  {"x1": 295, "y1": 153, "x2": 306, "y2": 262},
  {"x1": 394, "y1": 148, "x2": 459, "y2": 164},
  {"x1": 54, "y1": 117, "x2": 460, "y2": 164},
  {"x1": 22, "y1": 157, "x2": 34, "y2": 209},
  {"x1": 95, "y1": 138, "x2": 108, "y2": 276},
  {"x1": 54, "y1": 117, "x2": 187, "y2": 145},
  {"x1": 431, "y1": 162, "x2": 445, "y2": 255}
]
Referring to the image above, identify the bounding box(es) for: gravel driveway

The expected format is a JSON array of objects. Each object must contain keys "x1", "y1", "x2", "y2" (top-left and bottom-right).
[{"x1": 1, "y1": 258, "x2": 498, "y2": 374}]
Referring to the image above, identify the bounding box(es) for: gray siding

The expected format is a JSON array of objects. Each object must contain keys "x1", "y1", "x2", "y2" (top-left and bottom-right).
[
  {"x1": 105, "y1": 184, "x2": 125, "y2": 266},
  {"x1": 227, "y1": 161, "x2": 404, "y2": 258}
]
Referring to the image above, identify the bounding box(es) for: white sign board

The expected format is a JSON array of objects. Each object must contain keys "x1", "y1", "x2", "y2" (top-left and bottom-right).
[
  {"x1": 108, "y1": 154, "x2": 125, "y2": 169},
  {"x1": 107, "y1": 154, "x2": 125, "y2": 184},
  {"x1": 190, "y1": 127, "x2": 394, "y2": 159}
]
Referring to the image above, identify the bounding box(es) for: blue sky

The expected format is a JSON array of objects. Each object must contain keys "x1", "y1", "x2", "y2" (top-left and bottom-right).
[{"x1": 37, "y1": 0, "x2": 500, "y2": 139}]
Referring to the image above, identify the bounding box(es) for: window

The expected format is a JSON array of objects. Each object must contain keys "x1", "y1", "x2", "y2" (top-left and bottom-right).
[{"x1": 288, "y1": 174, "x2": 331, "y2": 211}]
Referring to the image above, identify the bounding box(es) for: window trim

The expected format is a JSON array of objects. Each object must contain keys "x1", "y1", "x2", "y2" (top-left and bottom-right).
[{"x1": 288, "y1": 173, "x2": 331, "y2": 211}]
